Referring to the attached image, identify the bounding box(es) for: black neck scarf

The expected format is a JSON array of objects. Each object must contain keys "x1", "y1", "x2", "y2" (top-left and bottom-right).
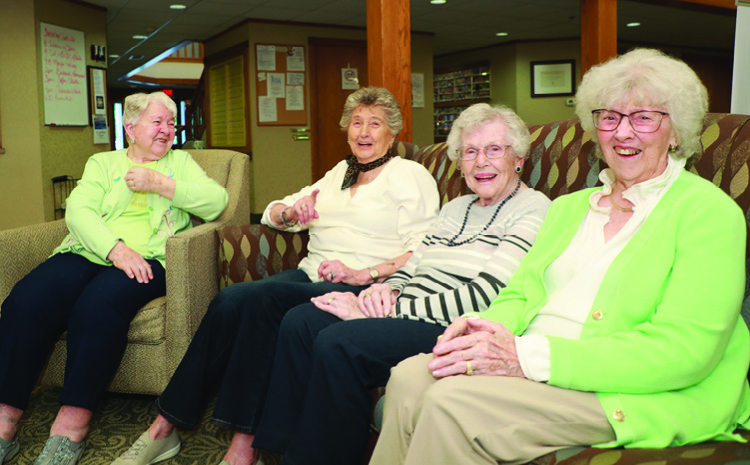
[{"x1": 341, "y1": 150, "x2": 395, "y2": 189}]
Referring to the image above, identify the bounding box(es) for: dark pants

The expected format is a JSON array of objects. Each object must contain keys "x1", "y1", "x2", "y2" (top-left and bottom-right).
[
  {"x1": 252, "y1": 304, "x2": 445, "y2": 465},
  {"x1": 0, "y1": 252, "x2": 166, "y2": 411},
  {"x1": 155, "y1": 269, "x2": 364, "y2": 434}
]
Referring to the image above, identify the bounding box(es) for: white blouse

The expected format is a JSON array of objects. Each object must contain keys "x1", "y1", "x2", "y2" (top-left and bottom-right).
[
  {"x1": 261, "y1": 156, "x2": 439, "y2": 282},
  {"x1": 516, "y1": 155, "x2": 686, "y2": 381}
]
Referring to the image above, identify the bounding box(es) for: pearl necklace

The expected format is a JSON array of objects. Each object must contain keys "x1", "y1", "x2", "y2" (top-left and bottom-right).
[{"x1": 445, "y1": 179, "x2": 522, "y2": 247}]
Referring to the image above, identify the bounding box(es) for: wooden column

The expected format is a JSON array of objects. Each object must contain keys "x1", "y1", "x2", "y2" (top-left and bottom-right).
[
  {"x1": 367, "y1": 0, "x2": 412, "y2": 141},
  {"x1": 580, "y1": 0, "x2": 617, "y2": 78}
]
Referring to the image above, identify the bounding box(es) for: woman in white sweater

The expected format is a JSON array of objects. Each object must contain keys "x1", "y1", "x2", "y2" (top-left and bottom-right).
[{"x1": 250, "y1": 103, "x2": 551, "y2": 465}]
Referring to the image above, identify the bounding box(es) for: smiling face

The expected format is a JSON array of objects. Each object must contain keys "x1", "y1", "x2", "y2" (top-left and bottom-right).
[
  {"x1": 459, "y1": 120, "x2": 524, "y2": 207},
  {"x1": 347, "y1": 105, "x2": 395, "y2": 164},
  {"x1": 125, "y1": 102, "x2": 176, "y2": 160},
  {"x1": 597, "y1": 103, "x2": 677, "y2": 190}
]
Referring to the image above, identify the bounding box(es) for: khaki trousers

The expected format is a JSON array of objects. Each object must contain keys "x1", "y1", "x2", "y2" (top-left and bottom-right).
[{"x1": 370, "y1": 353, "x2": 616, "y2": 465}]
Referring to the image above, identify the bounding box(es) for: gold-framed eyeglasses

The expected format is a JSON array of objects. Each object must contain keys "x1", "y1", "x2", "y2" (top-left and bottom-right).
[
  {"x1": 592, "y1": 109, "x2": 669, "y2": 133},
  {"x1": 458, "y1": 143, "x2": 511, "y2": 160}
]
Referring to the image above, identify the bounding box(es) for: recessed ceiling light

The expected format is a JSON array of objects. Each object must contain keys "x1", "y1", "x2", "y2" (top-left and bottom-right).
[
  {"x1": 170, "y1": 4, "x2": 186, "y2": 9},
  {"x1": 627, "y1": 22, "x2": 641, "y2": 27},
  {"x1": 109, "y1": 54, "x2": 120, "y2": 58},
  {"x1": 132, "y1": 34, "x2": 148, "y2": 40},
  {"x1": 430, "y1": 0, "x2": 446, "y2": 4},
  {"x1": 129, "y1": 55, "x2": 145, "y2": 60},
  {"x1": 495, "y1": 32, "x2": 508, "y2": 37}
]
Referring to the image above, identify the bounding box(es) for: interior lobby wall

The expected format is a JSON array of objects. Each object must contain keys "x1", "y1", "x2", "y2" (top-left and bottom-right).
[
  {"x1": 206, "y1": 22, "x2": 434, "y2": 212},
  {"x1": 0, "y1": 0, "x2": 45, "y2": 230},
  {"x1": 35, "y1": 0, "x2": 108, "y2": 222}
]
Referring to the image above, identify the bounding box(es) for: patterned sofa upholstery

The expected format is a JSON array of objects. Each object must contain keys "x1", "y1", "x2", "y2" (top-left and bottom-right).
[
  {"x1": 216, "y1": 114, "x2": 750, "y2": 464},
  {"x1": 0, "y1": 149, "x2": 250, "y2": 396}
]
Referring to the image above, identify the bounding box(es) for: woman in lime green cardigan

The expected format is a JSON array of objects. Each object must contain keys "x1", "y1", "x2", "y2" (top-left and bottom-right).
[{"x1": 370, "y1": 48, "x2": 750, "y2": 465}]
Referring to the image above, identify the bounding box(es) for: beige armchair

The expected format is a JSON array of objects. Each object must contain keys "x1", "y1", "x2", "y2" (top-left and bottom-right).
[{"x1": 0, "y1": 149, "x2": 250, "y2": 395}]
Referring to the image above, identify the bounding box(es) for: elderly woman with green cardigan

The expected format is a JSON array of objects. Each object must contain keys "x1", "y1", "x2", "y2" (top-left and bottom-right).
[
  {"x1": 371, "y1": 48, "x2": 750, "y2": 465},
  {"x1": 0, "y1": 91, "x2": 228, "y2": 465}
]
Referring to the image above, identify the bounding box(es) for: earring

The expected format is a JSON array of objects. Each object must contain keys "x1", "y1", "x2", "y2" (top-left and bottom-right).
[
  {"x1": 668, "y1": 144, "x2": 679, "y2": 154},
  {"x1": 515, "y1": 166, "x2": 522, "y2": 173}
]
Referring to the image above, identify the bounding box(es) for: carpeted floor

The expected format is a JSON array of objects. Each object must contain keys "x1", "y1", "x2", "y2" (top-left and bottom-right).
[{"x1": 13, "y1": 386, "x2": 281, "y2": 465}]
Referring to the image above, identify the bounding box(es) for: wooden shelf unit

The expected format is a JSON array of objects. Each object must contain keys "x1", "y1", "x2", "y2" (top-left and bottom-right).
[{"x1": 433, "y1": 64, "x2": 491, "y2": 141}]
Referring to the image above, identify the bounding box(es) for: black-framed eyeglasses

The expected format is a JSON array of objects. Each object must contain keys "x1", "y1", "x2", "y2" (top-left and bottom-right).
[
  {"x1": 457, "y1": 143, "x2": 511, "y2": 160},
  {"x1": 592, "y1": 109, "x2": 669, "y2": 133}
]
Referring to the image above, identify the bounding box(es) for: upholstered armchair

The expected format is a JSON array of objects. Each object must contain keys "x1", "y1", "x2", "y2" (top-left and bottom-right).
[{"x1": 0, "y1": 149, "x2": 250, "y2": 395}]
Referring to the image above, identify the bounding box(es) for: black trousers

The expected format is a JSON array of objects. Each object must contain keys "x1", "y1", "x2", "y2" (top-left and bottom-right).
[
  {"x1": 253, "y1": 304, "x2": 445, "y2": 465},
  {"x1": 0, "y1": 253, "x2": 166, "y2": 411},
  {"x1": 155, "y1": 269, "x2": 365, "y2": 434}
]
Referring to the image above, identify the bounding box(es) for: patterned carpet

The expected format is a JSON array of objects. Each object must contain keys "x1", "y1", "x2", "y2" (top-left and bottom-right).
[{"x1": 13, "y1": 386, "x2": 282, "y2": 465}]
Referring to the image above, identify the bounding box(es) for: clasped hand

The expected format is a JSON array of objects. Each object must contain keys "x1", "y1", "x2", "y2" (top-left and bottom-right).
[
  {"x1": 429, "y1": 317, "x2": 525, "y2": 379},
  {"x1": 312, "y1": 283, "x2": 397, "y2": 320}
]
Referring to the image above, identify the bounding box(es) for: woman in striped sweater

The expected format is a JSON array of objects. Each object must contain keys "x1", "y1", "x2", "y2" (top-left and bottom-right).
[{"x1": 250, "y1": 103, "x2": 551, "y2": 465}]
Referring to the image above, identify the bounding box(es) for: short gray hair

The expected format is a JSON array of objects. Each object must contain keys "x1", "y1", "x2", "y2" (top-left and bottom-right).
[
  {"x1": 446, "y1": 103, "x2": 530, "y2": 162},
  {"x1": 339, "y1": 87, "x2": 403, "y2": 137},
  {"x1": 575, "y1": 48, "x2": 708, "y2": 159},
  {"x1": 123, "y1": 91, "x2": 178, "y2": 127}
]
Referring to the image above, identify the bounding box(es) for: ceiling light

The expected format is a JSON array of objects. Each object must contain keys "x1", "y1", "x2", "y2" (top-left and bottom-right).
[
  {"x1": 129, "y1": 55, "x2": 145, "y2": 60},
  {"x1": 109, "y1": 54, "x2": 120, "y2": 58},
  {"x1": 132, "y1": 34, "x2": 148, "y2": 40},
  {"x1": 169, "y1": 4, "x2": 186, "y2": 9},
  {"x1": 627, "y1": 22, "x2": 641, "y2": 27},
  {"x1": 495, "y1": 32, "x2": 508, "y2": 37},
  {"x1": 430, "y1": 0, "x2": 446, "y2": 4}
]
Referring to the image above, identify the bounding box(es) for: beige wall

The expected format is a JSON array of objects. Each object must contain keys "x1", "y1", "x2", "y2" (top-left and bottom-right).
[
  {"x1": 36, "y1": 0, "x2": 108, "y2": 222},
  {"x1": 206, "y1": 22, "x2": 434, "y2": 212},
  {"x1": 434, "y1": 39, "x2": 580, "y2": 125},
  {"x1": 0, "y1": 0, "x2": 107, "y2": 231},
  {"x1": 0, "y1": 0, "x2": 45, "y2": 230}
]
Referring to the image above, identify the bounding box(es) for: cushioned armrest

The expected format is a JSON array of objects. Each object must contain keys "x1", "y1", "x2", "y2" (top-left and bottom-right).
[
  {"x1": 217, "y1": 224, "x2": 310, "y2": 289},
  {"x1": 163, "y1": 221, "x2": 223, "y2": 375},
  {"x1": 0, "y1": 219, "x2": 69, "y2": 303}
]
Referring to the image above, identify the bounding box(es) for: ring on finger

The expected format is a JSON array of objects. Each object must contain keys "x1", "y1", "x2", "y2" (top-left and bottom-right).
[
  {"x1": 466, "y1": 360, "x2": 474, "y2": 376},
  {"x1": 327, "y1": 296, "x2": 336, "y2": 304},
  {"x1": 329, "y1": 272, "x2": 334, "y2": 280},
  {"x1": 363, "y1": 292, "x2": 372, "y2": 297}
]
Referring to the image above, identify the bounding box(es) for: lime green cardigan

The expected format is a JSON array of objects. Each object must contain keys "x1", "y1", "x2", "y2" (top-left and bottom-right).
[
  {"x1": 483, "y1": 170, "x2": 750, "y2": 448},
  {"x1": 53, "y1": 149, "x2": 228, "y2": 268}
]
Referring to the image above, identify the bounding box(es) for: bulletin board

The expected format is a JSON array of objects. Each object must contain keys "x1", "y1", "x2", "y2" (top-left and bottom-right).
[
  {"x1": 40, "y1": 22, "x2": 88, "y2": 126},
  {"x1": 255, "y1": 43, "x2": 307, "y2": 126}
]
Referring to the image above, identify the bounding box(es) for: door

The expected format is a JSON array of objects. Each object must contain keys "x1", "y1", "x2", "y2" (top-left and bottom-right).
[{"x1": 309, "y1": 38, "x2": 368, "y2": 182}]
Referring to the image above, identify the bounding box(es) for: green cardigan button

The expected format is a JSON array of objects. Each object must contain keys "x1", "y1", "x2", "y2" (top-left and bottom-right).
[
  {"x1": 592, "y1": 310, "x2": 603, "y2": 320},
  {"x1": 612, "y1": 409, "x2": 625, "y2": 422}
]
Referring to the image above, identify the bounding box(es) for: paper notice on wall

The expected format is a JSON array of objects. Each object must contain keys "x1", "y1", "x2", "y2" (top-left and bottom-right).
[
  {"x1": 286, "y1": 86, "x2": 304, "y2": 111},
  {"x1": 412, "y1": 73, "x2": 425, "y2": 108},
  {"x1": 287, "y1": 72, "x2": 304, "y2": 86},
  {"x1": 258, "y1": 96, "x2": 278, "y2": 122},
  {"x1": 286, "y1": 46, "x2": 305, "y2": 71},
  {"x1": 257, "y1": 45, "x2": 276, "y2": 71},
  {"x1": 341, "y1": 68, "x2": 359, "y2": 90},
  {"x1": 93, "y1": 115, "x2": 109, "y2": 144},
  {"x1": 267, "y1": 73, "x2": 285, "y2": 98}
]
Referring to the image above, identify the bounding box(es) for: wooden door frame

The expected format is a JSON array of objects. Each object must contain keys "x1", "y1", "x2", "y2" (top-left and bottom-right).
[{"x1": 309, "y1": 37, "x2": 367, "y2": 183}]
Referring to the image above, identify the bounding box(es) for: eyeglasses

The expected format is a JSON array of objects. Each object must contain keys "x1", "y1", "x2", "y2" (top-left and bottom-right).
[
  {"x1": 458, "y1": 143, "x2": 511, "y2": 160},
  {"x1": 592, "y1": 109, "x2": 669, "y2": 133}
]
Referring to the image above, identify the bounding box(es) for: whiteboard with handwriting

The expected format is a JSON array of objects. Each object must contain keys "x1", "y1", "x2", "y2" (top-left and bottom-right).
[{"x1": 40, "y1": 22, "x2": 88, "y2": 126}]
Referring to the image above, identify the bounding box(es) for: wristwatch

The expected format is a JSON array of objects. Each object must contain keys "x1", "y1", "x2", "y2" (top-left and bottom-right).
[{"x1": 368, "y1": 266, "x2": 380, "y2": 282}]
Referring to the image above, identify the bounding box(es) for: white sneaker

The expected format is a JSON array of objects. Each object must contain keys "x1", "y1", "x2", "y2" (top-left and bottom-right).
[{"x1": 111, "y1": 429, "x2": 181, "y2": 465}]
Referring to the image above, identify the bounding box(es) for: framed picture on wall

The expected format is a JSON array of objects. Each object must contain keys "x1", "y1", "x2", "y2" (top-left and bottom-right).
[{"x1": 530, "y1": 59, "x2": 575, "y2": 97}]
